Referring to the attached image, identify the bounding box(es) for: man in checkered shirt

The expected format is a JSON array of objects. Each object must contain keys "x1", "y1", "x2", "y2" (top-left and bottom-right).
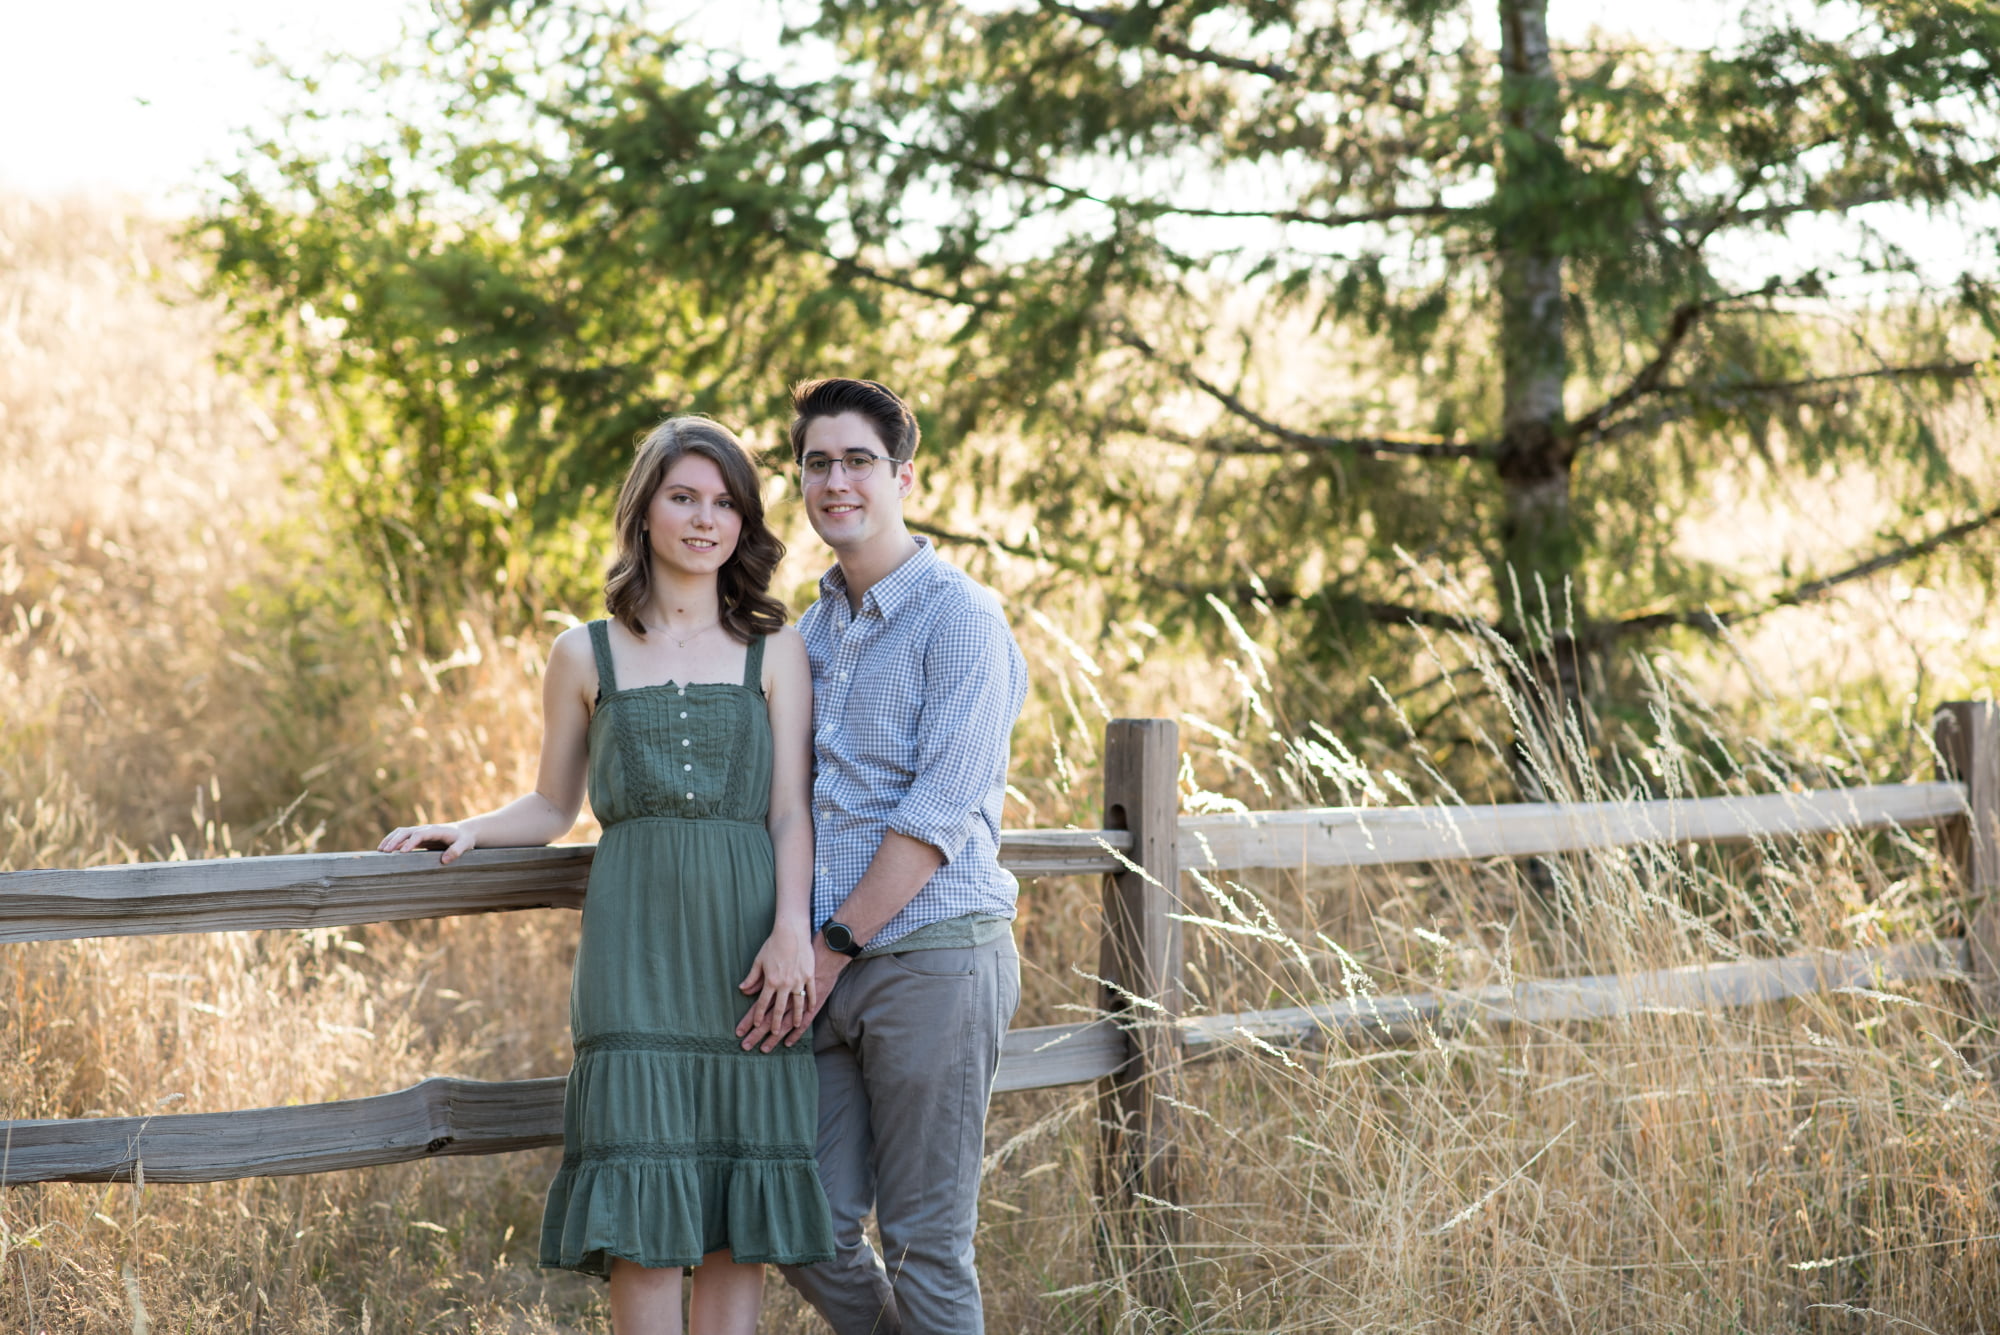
[{"x1": 743, "y1": 377, "x2": 1027, "y2": 1334}]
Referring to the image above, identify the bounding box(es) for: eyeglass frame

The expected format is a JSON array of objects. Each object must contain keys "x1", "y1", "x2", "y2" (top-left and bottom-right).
[{"x1": 797, "y1": 448, "x2": 908, "y2": 483}]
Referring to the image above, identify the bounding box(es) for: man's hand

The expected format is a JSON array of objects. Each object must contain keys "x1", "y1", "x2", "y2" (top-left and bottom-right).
[{"x1": 799, "y1": 936, "x2": 852, "y2": 1031}]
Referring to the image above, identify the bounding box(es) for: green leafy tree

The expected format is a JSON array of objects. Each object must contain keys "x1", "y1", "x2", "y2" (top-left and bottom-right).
[
  {"x1": 206, "y1": 1, "x2": 2000, "y2": 744},
  {"x1": 204, "y1": 24, "x2": 888, "y2": 631}
]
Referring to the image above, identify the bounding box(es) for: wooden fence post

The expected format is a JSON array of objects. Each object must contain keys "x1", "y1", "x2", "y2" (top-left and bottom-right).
[
  {"x1": 1095, "y1": 717, "x2": 1183, "y2": 1310},
  {"x1": 1934, "y1": 701, "x2": 2000, "y2": 1008}
]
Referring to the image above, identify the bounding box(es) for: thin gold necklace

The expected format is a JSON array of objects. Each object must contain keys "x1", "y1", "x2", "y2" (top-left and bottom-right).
[{"x1": 654, "y1": 618, "x2": 718, "y2": 649}]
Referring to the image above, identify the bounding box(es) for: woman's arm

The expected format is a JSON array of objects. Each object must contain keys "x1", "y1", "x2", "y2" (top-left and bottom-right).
[
  {"x1": 377, "y1": 625, "x2": 595, "y2": 863},
  {"x1": 738, "y1": 627, "x2": 816, "y2": 1049}
]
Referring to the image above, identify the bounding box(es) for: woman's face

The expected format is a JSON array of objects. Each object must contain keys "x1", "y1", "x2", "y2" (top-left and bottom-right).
[{"x1": 645, "y1": 452, "x2": 743, "y2": 577}]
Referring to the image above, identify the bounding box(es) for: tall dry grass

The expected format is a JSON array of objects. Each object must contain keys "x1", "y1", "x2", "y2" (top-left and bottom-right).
[
  {"x1": 4, "y1": 195, "x2": 2000, "y2": 1333},
  {"x1": 0, "y1": 194, "x2": 601, "y2": 1332}
]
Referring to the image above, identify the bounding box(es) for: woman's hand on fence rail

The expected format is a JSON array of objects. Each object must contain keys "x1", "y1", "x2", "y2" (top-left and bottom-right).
[{"x1": 378, "y1": 822, "x2": 478, "y2": 863}]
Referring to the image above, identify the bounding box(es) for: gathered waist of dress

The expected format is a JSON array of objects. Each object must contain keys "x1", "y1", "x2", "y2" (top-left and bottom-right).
[{"x1": 598, "y1": 814, "x2": 768, "y2": 834}]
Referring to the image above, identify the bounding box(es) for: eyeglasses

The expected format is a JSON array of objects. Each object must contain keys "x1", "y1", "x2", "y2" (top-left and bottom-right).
[{"x1": 799, "y1": 450, "x2": 901, "y2": 482}]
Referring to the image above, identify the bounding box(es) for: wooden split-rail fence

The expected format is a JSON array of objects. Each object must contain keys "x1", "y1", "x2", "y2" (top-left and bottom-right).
[{"x1": 5, "y1": 705, "x2": 1999, "y2": 1297}]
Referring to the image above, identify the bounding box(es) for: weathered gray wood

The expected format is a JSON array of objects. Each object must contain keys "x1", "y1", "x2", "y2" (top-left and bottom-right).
[
  {"x1": 1096, "y1": 717, "x2": 1182, "y2": 1306},
  {"x1": 0, "y1": 831, "x2": 1128, "y2": 945},
  {"x1": 5, "y1": 934, "x2": 1965, "y2": 1185},
  {"x1": 5, "y1": 779, "x2": 1963, "y2": 946},
  {"x1": 0, "y1": 1075, "x2": 569, "y2": 1184},
  {"x1": 1935, "y1": 702, "x2": 2000, "y2": 1009},
  {"x1": 0, "y1": 1020, "x2": 1127, "y2": 1184},
  {"x1": 1180, "y1": 781, "x2": 1969, "y2": 872},
  {"x1": 0, "y1": 847, "x2": 594, "y2": 944},
  {"x1": 999, "y1": 828, "x2": 1130, "y2": 878},
  {"x1": 1180, "y1": 939, "x2": 1969, "y2": 1052},
  {"x1": 993, "y1": 1019, "x2": 1129, "y2": 1094}
]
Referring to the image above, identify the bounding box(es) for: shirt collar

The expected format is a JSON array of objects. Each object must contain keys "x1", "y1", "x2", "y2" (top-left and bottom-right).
[{"x1": 817, "y1": 536, "x2": 938, "y2": 618}]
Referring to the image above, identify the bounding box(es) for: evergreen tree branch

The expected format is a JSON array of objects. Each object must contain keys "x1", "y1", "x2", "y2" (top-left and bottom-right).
[
  {"x1": 1612, "y1": 499, "x2": 2000, "y2": 638},
  {"x1": 783, "y1": 238, "x2": 1000, "y2": 310},
  {"x1": 1567, "y1": 300, "x2": 1716, "y2": 444},
  {"x1": 731, "y1": 71, "x2": 1460, "y2": 230},
  {"x1": 1043, "y1": 2, "x2": 1432, "y2": 113},
  {"x1": 1153, "y1": 201, "x2": 1467, "y2": 226},
  {"x1": 1113, "y1": 328, "x2": 1489, "y2": 459},
  {"x1": 1139, "y1": 421, "x2": 1487, "y2": 460},
  {"x1": 909, "y1": 519, "x2": 1469, "y2": 630},
  {"x1": 1042, "y1": 2, "x2": 1299, "y2": 82},
  {"x1": 1663, "y1": 360, "x2": 1984, "y2": 399},
  {"x1": 1660, "y1": 153, "x2": 2000, "y2": 236},
  {"x1": 1584, "y1": 359, "x2": 1985, "y2": 443},
  {"x1": 1209, "y1": 583, "x2": 1473, "y2": 633},
  {"x1": 906, "y1": 518, "x2": 1099, "y2": 572},
  {"x1": 1568, "y1": 279, "x2": 1791, "y2": 445}
]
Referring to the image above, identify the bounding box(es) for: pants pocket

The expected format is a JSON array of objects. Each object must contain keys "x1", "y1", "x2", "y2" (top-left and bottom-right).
[{"x1": 881, "y1": 945, "x2": 977, "y2": 978}]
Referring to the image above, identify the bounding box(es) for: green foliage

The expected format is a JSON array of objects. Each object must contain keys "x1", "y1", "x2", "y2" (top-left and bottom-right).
[
  {"x1": 202, "y1": 17, "x2": 893, "y2": 632},
  {"x1": 201, "y1": 0, "x2": 2000, "y2": 684}
]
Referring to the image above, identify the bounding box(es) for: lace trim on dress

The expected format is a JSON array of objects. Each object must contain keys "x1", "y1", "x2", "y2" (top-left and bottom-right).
[
  {"x1": 561, "y1": 1139, "x2": 817, "y2": 1167},
  {"x1": 574, "y1": 1031, "x2": 808, "y2": 1058}
]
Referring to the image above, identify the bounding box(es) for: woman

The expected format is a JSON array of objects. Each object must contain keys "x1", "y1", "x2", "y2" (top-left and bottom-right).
[{"x1": 379, "y1": 416, "x2": 833, "y2": 1334}]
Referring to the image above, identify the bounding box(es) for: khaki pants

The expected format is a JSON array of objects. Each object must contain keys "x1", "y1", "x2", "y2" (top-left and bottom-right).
[{"x1": 779, "y1": 936, "x2": 1021, "y2": 1335}]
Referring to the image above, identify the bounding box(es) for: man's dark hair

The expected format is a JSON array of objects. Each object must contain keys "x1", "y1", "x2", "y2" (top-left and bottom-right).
[{"x1": 788, "y1": 378, "x2": 921, "y2": 463}]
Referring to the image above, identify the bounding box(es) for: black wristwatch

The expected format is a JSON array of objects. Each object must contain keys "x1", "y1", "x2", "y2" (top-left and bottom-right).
[{"x1": 821, "y1": 921, "x2": 866, "y2": 958}]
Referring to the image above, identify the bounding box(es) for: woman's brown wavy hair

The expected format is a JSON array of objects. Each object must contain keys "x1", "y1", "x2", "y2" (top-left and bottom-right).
[{"x1": 604, "y1": 416, "x2": 787, "y2": 645}]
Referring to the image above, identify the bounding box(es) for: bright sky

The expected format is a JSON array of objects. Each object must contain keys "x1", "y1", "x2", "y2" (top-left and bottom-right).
[
  {"x1": 3, "y1": 1, "x2": 1741, "y2": 211},
  {"x1": 0, "y1": 0, "x2": 781, "y2": 209},
  {"x1": 1, "y1": 0, "x2": 404, "y2": 207}
]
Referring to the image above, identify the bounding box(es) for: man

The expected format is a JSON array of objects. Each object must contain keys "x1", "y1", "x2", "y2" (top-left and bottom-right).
[{"x1": 738, "y1": 377, "x2": 1027, "y2": 1333}]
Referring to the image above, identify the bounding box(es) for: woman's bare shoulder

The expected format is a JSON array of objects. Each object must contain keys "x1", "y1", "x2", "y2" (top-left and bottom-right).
[
  {"x1": 761, "y1": 625, "x2": 809, "y2": 686},
  {"x1": 549, "y1": 622, "x2": 598, "y2": 661},
  {"x1": 547, "y1": 622, "x2": 601, "y2": 689},
  {"x1": 764, "y1": 624, "x2": 807, "y2": 665}
]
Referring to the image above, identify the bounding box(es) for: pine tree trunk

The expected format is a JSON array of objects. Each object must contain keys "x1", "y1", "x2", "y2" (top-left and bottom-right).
[{"x1": 1494, "y1": 0, "x2": 1589, "y2": 798}]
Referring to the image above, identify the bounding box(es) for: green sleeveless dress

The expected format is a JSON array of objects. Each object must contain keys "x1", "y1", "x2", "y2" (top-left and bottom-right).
[{"x1": 538, "y1": 622, "x2": 834, "y2": 1275}]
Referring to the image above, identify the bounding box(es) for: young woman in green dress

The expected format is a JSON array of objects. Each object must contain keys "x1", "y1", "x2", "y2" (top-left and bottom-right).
[{"x1": 379, "y1": 417, "x2": 834, "y2": 1334}]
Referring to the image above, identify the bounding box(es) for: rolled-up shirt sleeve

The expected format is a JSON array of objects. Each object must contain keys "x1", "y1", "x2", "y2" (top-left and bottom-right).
[{"x1": 884, "y1": 606, "x2": 1026, "y2": 864}]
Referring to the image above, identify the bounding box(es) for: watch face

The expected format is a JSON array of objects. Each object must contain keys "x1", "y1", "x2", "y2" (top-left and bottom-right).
[{"x1": 824, "y1": 922, "x2": 857, "y2": 953}]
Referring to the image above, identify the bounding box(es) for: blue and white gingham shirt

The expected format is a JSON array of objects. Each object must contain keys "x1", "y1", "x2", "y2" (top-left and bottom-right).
[{"x1": 801, "y1": 538, "x2": 1028, "y2": 949}]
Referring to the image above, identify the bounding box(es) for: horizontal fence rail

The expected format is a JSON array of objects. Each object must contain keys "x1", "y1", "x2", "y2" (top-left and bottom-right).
[
  {"x1": 1179, "y1": 781, "x2": 1969, "y2": 872},
  {"x1": 0, "y1": 846, "x2": 595, "y2": 946},
  {"x1": 5, "y1": 730, "x2": 1991, "y2": 1188},
  {"x1": 0, "y1": 830, "x2": 1133, "y2": 945},
  {"x1": 7, "y1": 939, "x2": 1964, "y2": 1186},
  {"x1": 2, "y1": 1074, "x2": 567, "y2": 1185},
  {"x1": 1181, "y1": 940, "x2": 1969, "y2": 1052},
  {"x1": 0, "y1": 1019, "x2": 1130, "y2": 1184},
  {"x1": 1, "y1": 785, "x2": 1963, "y2": 946}
]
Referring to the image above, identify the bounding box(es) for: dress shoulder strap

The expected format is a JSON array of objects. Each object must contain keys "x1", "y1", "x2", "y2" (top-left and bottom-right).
[
  {"x1": 587, "y1": 619, "x2": 618, "y2": 696},
  {"x1": 742, "y1": 633, "x2": 767, "y2": 692}
]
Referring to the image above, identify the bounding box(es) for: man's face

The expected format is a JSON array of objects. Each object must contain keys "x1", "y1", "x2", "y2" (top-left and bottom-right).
[{"x1": 799, "y1": 411, "x2": 914, "y2": 556}]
